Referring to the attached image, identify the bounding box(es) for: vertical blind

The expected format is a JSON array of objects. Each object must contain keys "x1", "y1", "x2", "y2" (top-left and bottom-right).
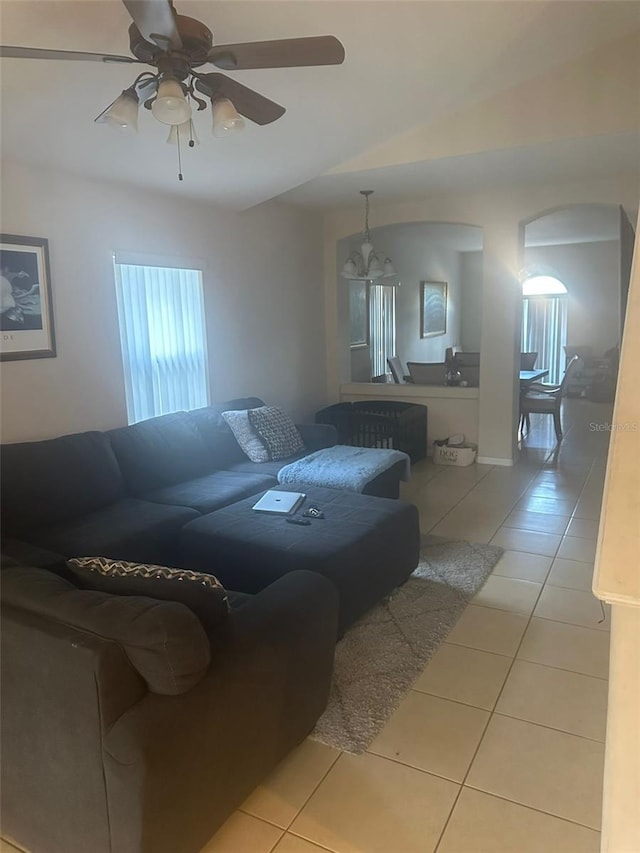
[
  {"x1": 369, "y1": 284, "x2": 396, "y2": 378},
  {"x1": 114, "y1": 263, "x2": 209, "y2": 424},
  {"x1": 521, "y1": 296, "x2": 568, "y2": 385}
]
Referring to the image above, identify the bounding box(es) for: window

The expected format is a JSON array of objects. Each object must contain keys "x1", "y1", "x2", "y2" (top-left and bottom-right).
[
  {"x1": 369, "y1": 284, "x2": 396, "y2": 378},
  {"x1": 114, "y1": 262, "x2": 209, "y2": 424},
  {"x1": 521, "y1": 274, "x2": 568, "y2": 385}
]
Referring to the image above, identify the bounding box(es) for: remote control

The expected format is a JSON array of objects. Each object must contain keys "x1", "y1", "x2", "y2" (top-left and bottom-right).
[{"x1": 286, "y1": 516, "x2": 311, "y2": 526}]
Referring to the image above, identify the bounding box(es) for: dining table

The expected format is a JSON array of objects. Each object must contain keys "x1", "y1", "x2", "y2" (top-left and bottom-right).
[{"x1": 520, "y1": 369, "x2": 549, "y2": 388}]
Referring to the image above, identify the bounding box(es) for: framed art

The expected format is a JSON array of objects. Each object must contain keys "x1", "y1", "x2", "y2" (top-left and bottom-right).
[
  {"x1": 421, "y1": 280, "x2": 447, "y2": 338},
  {"x1": 349, "y1": 280, "x2": 369, "y2": 348},
  {"x1": 0, "y1": 234, "x2": 56, "y2": 361}
]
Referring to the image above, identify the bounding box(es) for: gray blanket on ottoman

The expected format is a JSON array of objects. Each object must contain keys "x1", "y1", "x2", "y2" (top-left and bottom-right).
[{"x1": 277, "y1": 445, "x2": 411, "y2": 493}]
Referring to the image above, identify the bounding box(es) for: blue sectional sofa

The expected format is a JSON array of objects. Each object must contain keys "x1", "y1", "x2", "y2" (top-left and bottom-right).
[{"x1": 1, "y1": 397, "x2": 335, "y2": 568}]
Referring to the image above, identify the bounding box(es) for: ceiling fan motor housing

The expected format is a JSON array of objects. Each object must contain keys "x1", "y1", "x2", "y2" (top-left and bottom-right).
[{"x1": 129, "y1": 15, "x2": 213, "y2": 68}]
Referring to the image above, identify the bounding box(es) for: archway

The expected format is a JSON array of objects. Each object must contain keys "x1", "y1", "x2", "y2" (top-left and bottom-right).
[{"x1": 521, "y1": 203, "x2": 627, "y2": 402}]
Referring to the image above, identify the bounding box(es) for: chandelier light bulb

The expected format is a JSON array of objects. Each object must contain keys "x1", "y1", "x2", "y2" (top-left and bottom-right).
[
  {"x1": 383, "y1": 258, "x2": 397, "y2": 277},
  {"x1": 367, "y1": 255, "x2": 384, "y2": 278},
  {"x1": 342, "y1": 257, "x2": 358, "y2": 277},
  {"x1": 152, "y1": 79, "x2": 192, "y2": 126}
]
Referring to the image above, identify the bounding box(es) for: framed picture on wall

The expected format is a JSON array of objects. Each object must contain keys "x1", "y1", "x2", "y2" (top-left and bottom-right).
[
  {"x1": 0, "y1": 234, "x2": 56, "y2": 361},
  {"x1": 349, "y1": 280, "x2": 369, "y2": 348},
  {"x1": 421, "y1": 280, "x2": 447, "y2": 338}
]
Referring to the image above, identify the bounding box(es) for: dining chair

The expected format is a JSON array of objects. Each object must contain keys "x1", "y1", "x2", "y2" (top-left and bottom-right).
[
  {"x1": 387, "y1": 356, "x2": 410, "y2": 384},
  {"x1": 520, "y1": 355, "x2": 580, "y2": 441},
  {"x1": 520, "y1": 352, "x2": 538, "y2": 370},
  {"x1": 406, "y1": 361, "x2": 447, "y2": 385}
]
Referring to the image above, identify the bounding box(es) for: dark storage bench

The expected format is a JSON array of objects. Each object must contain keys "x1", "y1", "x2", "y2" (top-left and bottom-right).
[{"x1": 316, "y1": 401, "x2": 427, "y2": 462}]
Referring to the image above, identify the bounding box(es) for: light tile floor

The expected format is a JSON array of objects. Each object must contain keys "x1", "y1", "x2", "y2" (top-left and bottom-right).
[{"x1": 2, "y1": 400, "x2": 612, "y2": 853}]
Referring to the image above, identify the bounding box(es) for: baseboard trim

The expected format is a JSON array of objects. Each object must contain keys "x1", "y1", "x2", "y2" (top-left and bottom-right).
[{"x1": 476, "y1": 456, "x2": 515, "y2": 467}]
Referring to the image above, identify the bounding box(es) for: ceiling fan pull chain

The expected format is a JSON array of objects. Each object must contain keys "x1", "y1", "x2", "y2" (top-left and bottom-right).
[{"x1": 177, "y1": 132, "x2": 183, "y2": 181}]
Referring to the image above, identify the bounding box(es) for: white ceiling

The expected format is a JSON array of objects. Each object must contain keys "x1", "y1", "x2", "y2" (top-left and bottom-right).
[
  {"x1": 280, "y1": 133, "x2": 640, "y2": 209},
  {"x1": 1, "y1": 0, "x2": 639, "y2": 210}
]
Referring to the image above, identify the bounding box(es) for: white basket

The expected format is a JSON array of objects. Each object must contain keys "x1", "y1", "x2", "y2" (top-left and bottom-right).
[{"x1": 432, "y1": 443, "x2": 477, "y2": 466}]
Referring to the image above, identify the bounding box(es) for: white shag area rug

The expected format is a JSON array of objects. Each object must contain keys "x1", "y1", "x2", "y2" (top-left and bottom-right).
[{"x1": 312, "y1": 535, "x2": 503, "y2": 754}]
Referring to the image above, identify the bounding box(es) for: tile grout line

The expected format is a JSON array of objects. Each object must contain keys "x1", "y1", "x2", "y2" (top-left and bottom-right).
[
  {"x1": 429, "y1": 432, "x2": 602, "y2": 853},
  {"x1": 433, "y1": 470, "x2": 557, "y2": 851},
  {"x1": 240, "y1": 746, "x2": 342, "y2": 838},
  {"x1": 433, "y1": 458, "x2": 608, "y2": 851}
]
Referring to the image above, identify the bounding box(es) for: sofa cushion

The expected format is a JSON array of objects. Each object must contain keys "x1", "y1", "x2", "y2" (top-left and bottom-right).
[
  {"x1": 221, "y1": 410, "x2": 270, "y2": 463},
  {"x1": 1, "y1": 566, "x2": 210, "y2": 695},
  {"x1": 107, "y1": 412, "x2": 214, "y2": 494},
  {"x1": 29, "y1": 498, "x2": 199, "y2": 565},
  {"x1": 188, "y1": 398, "x2": 265, "y2": 467},
  {"x1": 141, "y1": 470, "x2": 276, "y2": 513},
  {"x1": 248, "y1": 406, "x2": 305, "y2": 460},
  {"x1": 224, "y1": 453, "x2": 308, "y2": 479},
  {"x1": 1, "y1": 431, "x2": 126, "y2": 536},
  {"x1": 67, "y1": 557, "x2": 229, "y2": 634}
]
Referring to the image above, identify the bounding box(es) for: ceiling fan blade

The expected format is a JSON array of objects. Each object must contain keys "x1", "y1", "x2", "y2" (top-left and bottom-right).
[
  {"x1": 122, "y1": 0, "x2": 182, "y2": 49},
  {"x1": 0, "y1": 45, "x2": 140, "y2": 63},
  {"x1": 195, "y1": 73, "x2": 285, "y2": 125},
  {"x1": 207, "y1": 35, "x2": 345, "y2": 70}
]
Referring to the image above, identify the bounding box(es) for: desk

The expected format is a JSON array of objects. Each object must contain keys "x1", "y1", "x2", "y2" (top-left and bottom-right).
[{"x1": 520, "y1": 369, "x2": 549, "y2": 388}]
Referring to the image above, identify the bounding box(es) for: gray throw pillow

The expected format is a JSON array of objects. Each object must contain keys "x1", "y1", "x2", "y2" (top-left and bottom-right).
[
  {"x1": 221, "y1": 409, "x2": 270, "y2": 462},
  {"x1": 248, "y1": 406, "x2": 305, "y2": 460},
  {"x1": 67, "y1": 557, "x2": 229, "y2": 635}
]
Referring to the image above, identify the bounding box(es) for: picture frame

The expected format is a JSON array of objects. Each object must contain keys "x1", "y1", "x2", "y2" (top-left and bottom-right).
[
  {"x1": 349, "y1": 280, "x2": 369, "y2": 348},
  {"x1": 420, "y1": 280, "x2": 447, "y2": 338},
  {"x1": 0, "y1": 234, "x2": 56, "y2": 361}
]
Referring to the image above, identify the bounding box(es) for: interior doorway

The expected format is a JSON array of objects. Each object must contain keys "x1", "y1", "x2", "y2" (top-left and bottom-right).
[{"x1": 521, "y1": 273, "x2": 568, "y2": 385}]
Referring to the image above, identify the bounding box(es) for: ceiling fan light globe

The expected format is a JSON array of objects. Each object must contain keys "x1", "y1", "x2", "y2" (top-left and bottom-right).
[
  {"x1": 152, "y1": 79, "x2": 192, "y2": 126},
  {"x1": 96, "y1": 88, "x2": 138, "y2": 133},
  {"x1": 166, "y1": 119, "x2": 200, "y2": 146},
  {"x1": 212, "y1": 97, "x2": 245, "y2": 136}
]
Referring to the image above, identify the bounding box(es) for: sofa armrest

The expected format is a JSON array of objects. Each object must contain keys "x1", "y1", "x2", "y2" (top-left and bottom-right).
[
  {"x1": 227, "y1": 568, "x2": 339, "y2": 654},
  {"x1": 105, "y1": 570, "x2": 338, "y2": 762},
  {"x1": 101, "y1": 571, "x2": 338, "y2": 853},
  {"x1": 297, "y1": 422, "x2": 338, "y2": 451},
  {"x1": 1, "y1": 538, "x2": 71, "y2": 577}
]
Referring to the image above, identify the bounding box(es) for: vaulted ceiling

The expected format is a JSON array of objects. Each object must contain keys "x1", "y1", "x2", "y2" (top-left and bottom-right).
[{"x1": 1, "y1": 0, "x2": 639, "y2": 210}]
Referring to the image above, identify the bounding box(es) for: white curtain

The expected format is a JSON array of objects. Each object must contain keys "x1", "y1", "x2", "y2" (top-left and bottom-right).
[
  {"x1": 114, "y1": 263, "x2": 209, "y2": 423},
  {"x1": 521, "y1": 296, "x2": 568, "y2": 385},
  {"x1": 369, "y1": 284, "x2": 396, "y2": 378}
]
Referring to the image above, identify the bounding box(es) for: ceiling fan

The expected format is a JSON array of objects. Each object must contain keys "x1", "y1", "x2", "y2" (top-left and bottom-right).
[{"x1": 0, "y1": 0, "x2": 345, "y2": 177}]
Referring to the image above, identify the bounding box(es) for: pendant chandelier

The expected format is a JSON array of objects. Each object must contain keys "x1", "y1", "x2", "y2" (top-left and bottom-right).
[{"x1": 341, "y1": 190, "x2": 398, "y2": 283}]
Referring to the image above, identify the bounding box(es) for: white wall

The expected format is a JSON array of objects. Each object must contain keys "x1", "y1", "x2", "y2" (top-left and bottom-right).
[
  {"x1": 0, "y1": 161, "x2": 326, "y2": 443},
  {"x1": 389, "y1": 226, "x2": 462, "y2": 366},
  {"x1": 524, "y1": 240, "x2": 620, "y2": 355}
]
